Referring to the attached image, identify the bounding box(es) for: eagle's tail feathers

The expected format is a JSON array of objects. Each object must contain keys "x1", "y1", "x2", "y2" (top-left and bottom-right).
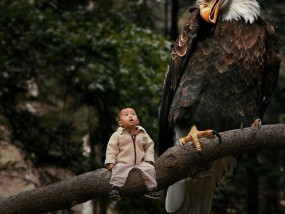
[
  {"x1": 165, "y1": 157, "x2": 236, "y2": 214},
  {"x1": 165, "y1": 179, "x2": 188, "y2": 213}
]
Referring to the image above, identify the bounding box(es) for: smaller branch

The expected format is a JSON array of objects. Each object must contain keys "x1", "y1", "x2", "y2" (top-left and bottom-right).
[{"x1": 0, "y1": 124, "x2": 284, "y2": 214}]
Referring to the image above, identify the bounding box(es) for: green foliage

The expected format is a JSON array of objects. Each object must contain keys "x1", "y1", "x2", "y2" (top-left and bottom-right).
[
  {"x1": 0, "y1": 0, "x2": 170, "y2": 174},
  {"x1": 0, "y1": 2, "x2": 171, "y2": 212}
]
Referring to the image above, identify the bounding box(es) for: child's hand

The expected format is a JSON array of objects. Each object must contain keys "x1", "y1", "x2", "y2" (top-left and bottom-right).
[{"x1": 106, "y1": 163, "x2": 114, "y2": 171}]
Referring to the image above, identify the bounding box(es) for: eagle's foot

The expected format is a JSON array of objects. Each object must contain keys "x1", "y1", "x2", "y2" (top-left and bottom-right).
[
  {"x1": 251, "y1": 118, "x2": 262, "y2": 129},
  {"x1": 179, "y1": 125, "x2": 221, "y2": 152}
]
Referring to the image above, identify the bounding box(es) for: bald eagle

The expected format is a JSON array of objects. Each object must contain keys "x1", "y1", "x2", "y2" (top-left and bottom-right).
[{"x1": 158, "y1": 0, "x2": 280, "y2": 213}]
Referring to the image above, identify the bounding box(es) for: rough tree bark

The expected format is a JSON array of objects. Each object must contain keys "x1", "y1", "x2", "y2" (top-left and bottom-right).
[{"x1": 0, "y1": 124, "x2": 284, "y2": 214}]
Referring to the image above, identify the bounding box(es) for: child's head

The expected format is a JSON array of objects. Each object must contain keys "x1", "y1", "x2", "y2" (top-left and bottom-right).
[{"x1": 118, "y1": 108, "x2": 140, "y2": 130}]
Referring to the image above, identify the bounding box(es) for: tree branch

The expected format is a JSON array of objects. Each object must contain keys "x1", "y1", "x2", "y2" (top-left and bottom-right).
[{"x1": 1, "y1": 124, "x2": 285, "y2": 214}]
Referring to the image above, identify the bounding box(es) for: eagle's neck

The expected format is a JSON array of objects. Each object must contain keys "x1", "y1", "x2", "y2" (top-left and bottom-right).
[{"x1": 219, "y1": 0, "x2": 260, "y2": 24}]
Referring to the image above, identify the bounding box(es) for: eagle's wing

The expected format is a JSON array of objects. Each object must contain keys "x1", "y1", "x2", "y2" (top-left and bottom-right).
[
  {"x1": 260, "y1": 22, "x2": 280, "y2": 117},
  {"x1": 158, "y1": 8, "x2": 201, "y2": 155}
]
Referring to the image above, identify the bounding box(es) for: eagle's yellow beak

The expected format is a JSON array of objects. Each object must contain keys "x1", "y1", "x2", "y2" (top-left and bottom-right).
[{"x1": 199, "y1": 0, "x2": 222, "y2": 24}]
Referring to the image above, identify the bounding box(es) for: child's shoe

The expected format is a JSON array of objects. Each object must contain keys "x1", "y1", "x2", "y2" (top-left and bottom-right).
[
  {"x1": 144, "y1": 191, "x2": 160, "y2": 199},
  {"x1": 109, "y1": 186, "x2": 120, "y2": 198}
]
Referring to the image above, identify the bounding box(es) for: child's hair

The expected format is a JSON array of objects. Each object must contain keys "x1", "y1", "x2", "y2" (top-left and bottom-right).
[{"x1": 117, "y1": 107, "x2": 134, "y2": 121}]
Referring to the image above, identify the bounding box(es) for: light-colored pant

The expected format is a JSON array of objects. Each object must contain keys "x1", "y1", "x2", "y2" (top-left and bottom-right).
[{"x1": 109, "y1": 161, "x2": 157, "y2": 191}]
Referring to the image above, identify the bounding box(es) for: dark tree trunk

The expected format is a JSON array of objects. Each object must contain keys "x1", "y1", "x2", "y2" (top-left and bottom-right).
[
  {"x1": 263, "y1": 151, "x2": 282, "y2": 213},
  {"x1": 170, "y1": 0, "x2": 179, "y2": 40},
  {"x1": 165, "y1": 0, "x2": 169, "y2": 37},
  {"x1": 246, "y1": 152, "x2": 259, "y2": 214}
]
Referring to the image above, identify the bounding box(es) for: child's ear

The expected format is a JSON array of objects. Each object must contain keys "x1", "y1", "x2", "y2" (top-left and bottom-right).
[
  {"x1": 118, "y1": 121, "x2": 123, "y2": 127},
  {"x1": 137, "y1": 119, "x2": 140, "y2": 125}
]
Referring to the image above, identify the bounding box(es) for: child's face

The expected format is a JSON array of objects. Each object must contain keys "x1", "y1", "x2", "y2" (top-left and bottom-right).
[{"x1": 118, "y1": 108, "x2": 139, "y2": 130}]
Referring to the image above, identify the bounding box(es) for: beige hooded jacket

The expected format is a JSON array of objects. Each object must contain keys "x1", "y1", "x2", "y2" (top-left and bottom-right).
[{"x1": 104, "y1": 126, "x2": 155, "y2": 166}]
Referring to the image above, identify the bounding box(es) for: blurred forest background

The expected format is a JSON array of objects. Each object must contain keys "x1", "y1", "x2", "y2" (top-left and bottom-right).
[{"x1": 0, "y1": 0, "x2": 284, "y2": 213}]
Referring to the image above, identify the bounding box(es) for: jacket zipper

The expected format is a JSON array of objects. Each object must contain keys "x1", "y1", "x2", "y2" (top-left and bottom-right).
[{"x1": 130, "y1": 133, "x2": 137, "y2": 165}]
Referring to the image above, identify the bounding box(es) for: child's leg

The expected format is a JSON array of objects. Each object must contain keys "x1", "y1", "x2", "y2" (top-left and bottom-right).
[
  {"x1": 110, "y1": 163, "x2": 133, "y2": 187},
  {"x1": 136, "y1": 161, "x2": 157, "y2": 191}
]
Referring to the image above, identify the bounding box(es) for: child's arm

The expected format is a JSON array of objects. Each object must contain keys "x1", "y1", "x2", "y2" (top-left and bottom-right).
[
  {"x1": 104, "y1": 133, "x2": 119, "y2": 169},
  {"x1": 143, "y1": 133, "x2": 155, "y2": 163}
]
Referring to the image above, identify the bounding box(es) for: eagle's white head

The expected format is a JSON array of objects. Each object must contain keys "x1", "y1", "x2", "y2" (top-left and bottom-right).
[{"x1": 197, "y1": 0, "x2": 260, "y2": 24}]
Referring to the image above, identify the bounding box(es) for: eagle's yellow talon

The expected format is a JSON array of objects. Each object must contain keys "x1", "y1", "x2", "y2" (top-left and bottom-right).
[
  {"x1": 251, "y1": 118, "x2": 262, "y2": 129},
  {"x1": 179, "y1": 137, "x2": 191, "y2": 144},
  {"x1": 179, "y1": 141, "x2": 186, "y2": 150},
  {"x1": 179, "y1": 125, "x2": 221, "y2": 151}
]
